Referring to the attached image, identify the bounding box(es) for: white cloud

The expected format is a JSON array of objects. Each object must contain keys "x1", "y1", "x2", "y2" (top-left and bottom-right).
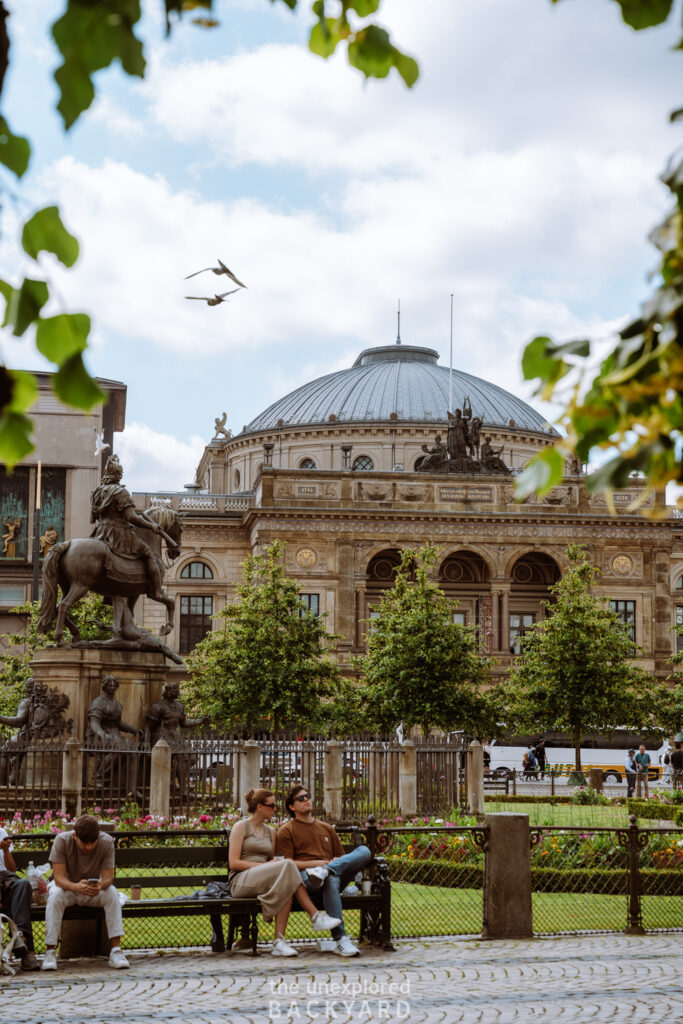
[
  {"x1": 116, "y1": 422, "x2": 205, "y2": 493},
  {"x1": 88, "y1": 95, "x2": 146, "y2": 139}
]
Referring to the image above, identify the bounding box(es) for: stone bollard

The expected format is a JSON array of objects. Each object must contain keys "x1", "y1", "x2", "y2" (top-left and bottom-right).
[
  {"x1": 482, "y1": 812, "x2": 533, "y2": 939},
  {"x1": 324, "y1": 739, "x2": 342, "y2": 822},
  {"x1": 399, "y1": 740, "x2": 417, "y2": 818},
  {"x1": 150, "y1": 739, "x2": 171, "y2": 819},
  {"x1": 240, "y1": 740, "x2": 261, "y2": 815},
  {"x1": 467, "y1": 739, "x2": 484, "y2": 817},
  {"x1": 61, "y1": 735, "x2": 83, "y2": 819}
]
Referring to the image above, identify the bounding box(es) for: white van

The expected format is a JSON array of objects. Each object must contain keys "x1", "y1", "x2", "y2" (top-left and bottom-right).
[{"x1": 487, "y1": 729, "x2": 667, "y2": 782}]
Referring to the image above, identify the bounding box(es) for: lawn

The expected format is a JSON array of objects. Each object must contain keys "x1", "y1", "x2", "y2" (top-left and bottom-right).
[{"x1": 483, "y1": 799, "x2": 634, "y2": 827}]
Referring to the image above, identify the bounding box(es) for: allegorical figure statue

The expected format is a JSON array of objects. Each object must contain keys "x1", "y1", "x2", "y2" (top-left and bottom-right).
[
  {"x1": 86, "y1": 675, "x2": 142, "y2": 793},
  {"x1": 480, "y1": 436, "x2": 510, "y2": 475},
  {"x1": 0, "y1": 679, "x2": 71, "y2": 784},
  {"x1": 39, "y1": 525, "x2": 59, "y2": 556},
  {"x1": 213, "y1": 412, "x2": 232, "y2": 440},
  {"x1": 417, "y1": 435, "x2": 448, "y2": 473},
  {"x1": 145, "y1": 682, "x2": 208, "y2": 794},
  {"x1": 2, "y1": 516, "x2": 21, "y2": 556}
]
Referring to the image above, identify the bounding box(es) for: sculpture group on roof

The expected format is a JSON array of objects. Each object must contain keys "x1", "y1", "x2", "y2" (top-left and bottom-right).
[{"x1": 416, "y1": 399, "x2": 511, "y2": 475}]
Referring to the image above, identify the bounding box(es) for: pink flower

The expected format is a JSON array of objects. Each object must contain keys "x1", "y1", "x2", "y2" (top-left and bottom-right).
[
  {"x1": 395, "y1": 816, "x2": 404, "y2": 822},
  {"x1": 199, "y1": 814, "x2": 210, "y2": 823}
]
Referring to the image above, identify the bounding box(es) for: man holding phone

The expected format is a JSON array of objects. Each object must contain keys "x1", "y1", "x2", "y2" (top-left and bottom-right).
[{"x1": 42, "y1": 815, "x2": 128, "y2": 971}]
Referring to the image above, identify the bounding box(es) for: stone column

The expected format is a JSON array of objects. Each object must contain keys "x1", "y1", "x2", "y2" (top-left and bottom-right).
[
  {"x1": 490, "y1": 591, "x2": 500, "y2": 651},
  {"x1": 324, "y1": 739, "x2": 342, "y2": 822},
  {"x1": 150, "y1": 739, "x2": 171, "y2": 819},
  {"x1": 399, "y1": 740, "x2": 417, "y2": 817},
  {"x1": 336, "y1": 541, "x2": 356, "y2": 650},
  {"x1": 240, "y1": 740, "x2": 261, "y2": 815},
  {"x1": 61, "y1": 736, "x2": 83, "y2": 819},
  {"x1": 467, "y1": 739, "x2": 484, "y2": 817},
  {"x1": 482, "y1": 813, "x2": 533, "y2": 939},
  {"x1": 500, "y1": 588, "x2": 510, "y2": 653}
]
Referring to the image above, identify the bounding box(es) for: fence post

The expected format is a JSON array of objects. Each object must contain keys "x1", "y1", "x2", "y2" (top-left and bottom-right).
[
  {"x1": 550, "y1": 769, "x2": 555, "y2": 798},
  {"x1": 240, "y1": 740, "x2": 261, "y2": 815},
  {"x1": 482, "y1": 812, "x2": 533, "y2": 939},
  {"x1": 324, "y1": 739, "x2": 342, "y2": 822},
  {"x1": 624, "y1": 813, "x2": 646, "y2": 935},
  {"x1": 467, "y1": 739, "x2": 484, "y2": 817},
  {"x1": 61, "y1": 736, "x2": 83, "y2": 819},
  {"x1": 150, "y1": 739, "x2": 171, "y2": 819},
  {"x1": 399, "y1": 740, "x2": 417, "y2": 817},
  {"x1": 300, "y1": 737, "x2": 316, "y2": 804}
]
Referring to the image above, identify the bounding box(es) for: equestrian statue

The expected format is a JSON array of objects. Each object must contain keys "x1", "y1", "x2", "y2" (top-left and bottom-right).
[{"x1": 37, "y1": 455, "x2": 184, "y2": 664}]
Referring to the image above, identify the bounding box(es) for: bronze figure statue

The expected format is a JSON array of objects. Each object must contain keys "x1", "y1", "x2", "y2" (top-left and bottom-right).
[
  {"x1": 416, "y1": 399, "x2": 511, "y2": 476},
  {"x1": 0, "y1": 679, "x2": 71, "y2": 784},
  {"x1": 86, "y1": 675, "x2": 142, "y2": 793},
  {"x1": 37, "y1": 455, "x2": 184, "y2": 663},
  {"x1": 145, "y1": 681, "x2": 208, "y2": 794}
]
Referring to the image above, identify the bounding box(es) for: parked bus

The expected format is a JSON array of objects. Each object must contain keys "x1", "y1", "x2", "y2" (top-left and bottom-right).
[{"x1": 486, "y1": 729, "x2": 667, "y2": 782}]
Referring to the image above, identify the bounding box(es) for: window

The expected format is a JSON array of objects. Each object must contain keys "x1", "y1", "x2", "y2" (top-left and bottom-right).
[
  {"x1": 452, "y1": 611, "x2": 467, "y2": 626},
  {"x1": 299, "y1": 458, "x2": 316, "y2": 470},
  {"x1": 610, "y1": 600, "x2": 636, "y2": 643},
  {"x1": 352, "y1": 455, "x2": 374, "y2": 472},
  {"x1": 179, "y1": 595, "x2": 213, "y2": 653},
  {"x1": 509, "y1": 613, "x2": 534, "y2": 654},
  {"x1": 675, "y1": 606, "x2": 683, "y2": 653},
  {"x1": 0, "y1": 584, "x2": 26, "y2": 606},
  {"x1": 676, "y1": 576, "x2": 683, "y2": 590},
  {"x1": 299, "y1": 593, "x2": 320, "y2": 617},
  {"x1": 41, "y1": 468, "x2": 66, "y2": 557},
  {"x1": 181, "y1": 561, "x2": 213, "y2": 579},
  {"x1": 0, "y1": 466, "x2": 29, "y2": 560}
]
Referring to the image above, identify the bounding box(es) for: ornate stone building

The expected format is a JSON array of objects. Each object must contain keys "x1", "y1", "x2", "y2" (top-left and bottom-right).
[{"x1": 132, "y1": 341, "x2": 683, "y2": 684}]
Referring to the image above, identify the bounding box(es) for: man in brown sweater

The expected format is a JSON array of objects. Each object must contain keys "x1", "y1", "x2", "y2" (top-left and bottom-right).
[{"x1": 275, "y1": 784, "x2": 371, "y2": 956}]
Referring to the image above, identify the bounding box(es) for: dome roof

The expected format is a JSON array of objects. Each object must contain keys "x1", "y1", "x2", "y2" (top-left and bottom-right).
[{"x1": 246, "y1": 344, "x2": 553, "y2": 435}]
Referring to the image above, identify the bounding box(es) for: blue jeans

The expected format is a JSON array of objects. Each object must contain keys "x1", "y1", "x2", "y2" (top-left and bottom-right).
[{"x1": 303, "y1": 845, "x2": 372, "y2": 940}]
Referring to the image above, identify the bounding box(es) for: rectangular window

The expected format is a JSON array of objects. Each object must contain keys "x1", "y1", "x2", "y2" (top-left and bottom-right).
[
  {"x1": 0, "y1": 584, "x2": 26, "y2": 606},
  {"x1": 509, "y1": 612, "x2": 534, "y2": 655},
  {"x1": 299, "y1": 593, "x2": 320, "y2": 617},
  {"x1": 40, "y1": 467, "x2": 66, "y2": 557},
  {"x1": 452, "y1": 611, "x2": 467, "y2": 626},
  {"x1": 0, "y1": 467, "x2": 29, "y2": 561},
  {"x1": 179, "y1": 595, "x2": 213, "y2": 654},
  {"x1": 676, "y1": 606, "x2": 683, "y2": 653},
  {"x1": 610, "y1": 599, "x2": 636, "y2": 643}
]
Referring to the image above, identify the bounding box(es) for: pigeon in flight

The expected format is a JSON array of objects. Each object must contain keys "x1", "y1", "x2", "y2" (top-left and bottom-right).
[
  {"x1": 185, "y1": 289, "x2": 241, "y2": 306},
  {"x1": 184, "y1": 259, "x2": 247, "y2": 289},
  {"x1": 93, "y1": 429, "x2": 111, "y2": 456}
]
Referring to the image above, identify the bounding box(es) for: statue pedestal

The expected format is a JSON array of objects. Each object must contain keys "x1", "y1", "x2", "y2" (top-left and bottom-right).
[{"x1": 31, "y1": 648, "x2": 169, "y2": 739}]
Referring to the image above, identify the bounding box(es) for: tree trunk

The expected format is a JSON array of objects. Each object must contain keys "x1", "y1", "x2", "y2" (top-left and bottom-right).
[{"x1": 573, "y1": 722, "x2": 582, "y2": 772}]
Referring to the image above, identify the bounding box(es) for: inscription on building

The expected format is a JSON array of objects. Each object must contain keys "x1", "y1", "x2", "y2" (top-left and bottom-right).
[
  {"x1": 439, "y1": 486, "x2": 493, "y2": 502},
  {"x1": 297, "y1": 486, "x2": 318, "y2": 496}
]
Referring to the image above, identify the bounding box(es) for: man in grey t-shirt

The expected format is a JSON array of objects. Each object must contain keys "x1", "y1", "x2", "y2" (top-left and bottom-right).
[{"x1": 42, "y1": 815, "x2": 128, "y2": 971}]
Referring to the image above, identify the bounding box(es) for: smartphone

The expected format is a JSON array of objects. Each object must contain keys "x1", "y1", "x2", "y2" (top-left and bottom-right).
[{"x1": 87, "y1": 878, "x2": 99, "y2": 884}]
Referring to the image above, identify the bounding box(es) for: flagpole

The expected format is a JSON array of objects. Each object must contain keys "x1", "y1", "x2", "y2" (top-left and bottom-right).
[
  {"x1": 31, "y1": 460, "x2": 41, "y2": 602},
  {"x1": 449, "y1": 293, "x2": 454, "y2": 412}
]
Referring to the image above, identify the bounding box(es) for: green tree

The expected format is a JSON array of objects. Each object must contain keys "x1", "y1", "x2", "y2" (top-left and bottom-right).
[
  {"x1": 0, "y1": 0, "x2": 417, "y2": 467},
  {"x1": 0, "y1": 593, "x2": 112, "y2": 725},
  {"x1": 185, "y1": 540, "x2": 341, "y2": 734},
  {"x1": 518, "y1": 1, "x2": 683, "y2": 498},
  {"x1": 355, "y1": 545, "x2": 494, "y2": 736},
  {"x1": 501, "y1": 544, "x2": 674, "y2": 773}
]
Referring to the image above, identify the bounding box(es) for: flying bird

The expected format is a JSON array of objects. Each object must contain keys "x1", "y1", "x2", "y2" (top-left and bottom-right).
[
  {"x1": 93, "y1": 429, "x2": 111, "y2": 456},
  {"x1": 185, "y1": 289, "x2": 240, "y2": 307},
  {"x1": 184, "y1": 259, "x2": 247, "y2": 289}
]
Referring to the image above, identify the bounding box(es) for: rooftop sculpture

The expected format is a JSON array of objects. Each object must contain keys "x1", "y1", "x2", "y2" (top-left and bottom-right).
[{"x1": 416, "y1": 399, "x2": 511, "y2": 475}]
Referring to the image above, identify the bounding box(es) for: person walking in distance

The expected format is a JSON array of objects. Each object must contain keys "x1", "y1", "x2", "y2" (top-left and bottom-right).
[
  {"x1": 624, "y1": 749, "x2": 637, "y2": 798},
  {"x1": 275, "y1": 785, "x2": 371, "y2": 957},
  {"x1": 670, "y1": 741, "x2": 683, "y2": 790},
  {"x1": 634, "y1": 743, "x2": 651, "y2": 798}
]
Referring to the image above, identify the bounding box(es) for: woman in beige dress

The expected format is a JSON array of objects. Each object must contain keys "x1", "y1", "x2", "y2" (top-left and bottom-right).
[{"x1": 228, "y1": 788, "x2": 340, "y2": 956}]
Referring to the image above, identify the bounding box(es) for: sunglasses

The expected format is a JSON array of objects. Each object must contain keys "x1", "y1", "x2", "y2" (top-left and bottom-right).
[
  {"x1": 294, "y1": 793, "x2": 311, "y2": 803},
  {"x1": 260, "y1": 801, "x2": 276, "y2": 809}
]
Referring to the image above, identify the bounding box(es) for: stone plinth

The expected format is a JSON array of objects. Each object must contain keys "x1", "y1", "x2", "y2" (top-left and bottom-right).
[
  {"x1": 31, "y1": 648, "x2": 169, "y2": 739},
  {"x1": 482, "y1": 812, "x2": 533, "y2": 939}
]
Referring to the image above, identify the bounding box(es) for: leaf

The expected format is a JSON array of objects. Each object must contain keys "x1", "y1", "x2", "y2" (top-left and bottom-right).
[
  {"x1": 36, "y1": 313, "x2": 91, "y2": 364},
  {"x1": 52, "y1": 1, "x2": 146, "y2": 129},
  {"x1": 22, "y1": 206, "x2": 80, "y2": 267},
  {"x1": 0, "y1": 116, "x2": 30, "y2": 178},
  {"x1": 7, "y1": 279, "x2": 49, "y2": 337},
  {"x1": 309, "y1": 18, "x2": 345, "y2": 58},
  {"x1": 345, "y1": 0, "x2": 381, "y2": 14},
  {"x1": 7, "y1": 370, "x2": 39, "y2": 413},
  {"x1": 347, "y1": 25, "x2": 394, "y2": 80},
  {"x1": 515, "y1": 447, "x2": 565, "y2": 499},
  {"x1": 0, "y1": 411, "x2": 35, "y2": 468},
  {"x1": 52, "y1": 353, "x2": 105, "y2": 410},
  {"x1": 612, "y1": 0, "x2": 674, "y2": 30}
]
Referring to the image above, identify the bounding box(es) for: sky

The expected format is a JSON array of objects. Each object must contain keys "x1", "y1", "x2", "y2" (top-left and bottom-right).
[{"x1": 1, "y1": 0, "x2": 682, "y2": 491}]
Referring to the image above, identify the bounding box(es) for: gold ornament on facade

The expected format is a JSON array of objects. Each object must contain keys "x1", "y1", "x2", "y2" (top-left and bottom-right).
[
  {"x1": 612, "y1": 554, "x2": 633, "y2": 576},
  {"x1": 296, "y1": 547, "x2": 317, "y2": 568}
]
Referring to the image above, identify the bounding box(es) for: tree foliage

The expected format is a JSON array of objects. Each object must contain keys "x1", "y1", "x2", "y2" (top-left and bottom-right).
[
  {"x1": 354, "y1": 545, "x2": 494, "y2": 736},
  {"x1": 184, "y1": 540, "x2": 342, "y2": 734},
  {"x1": 0, "y1": 593, "x2": 112, "y2": 724},
  {"x1": 0, "y1": 0, "x2": 417, "y2": 467},
  {"x1": 501, "y1": 544, "x2": 674, "y2": 771},
  {"x1": 518, "y1": 1, "x2": 683, "y2": 499}
]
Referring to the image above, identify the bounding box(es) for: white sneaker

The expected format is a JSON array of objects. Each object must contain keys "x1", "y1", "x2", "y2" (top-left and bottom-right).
[
  {"x1": 306, "y1": 866, "x2": 329, "y2": 889},
  {"x1": 311, "y1": 911, "x2": 342, "y2": 932},
  {"x1": 41, "y1": 950, "x2": 58, "y2": 971},
  {"x1": 271, "y1": 937, "x2": 298, "y2": 957},
  {"x1": 108, "y1": 949, "x2": 130, "y2": 969},
  {"x1": 334, "y1": 935, "x2": 359, "y2": 957}
]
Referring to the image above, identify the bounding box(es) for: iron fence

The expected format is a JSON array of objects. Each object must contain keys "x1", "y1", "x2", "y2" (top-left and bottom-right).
[
  {"x1": 0, "y1": 737, "x2": 63, "y2": 816},
  {"x1": 417, "y1": 735, "x2": 467, "y2": 814}
]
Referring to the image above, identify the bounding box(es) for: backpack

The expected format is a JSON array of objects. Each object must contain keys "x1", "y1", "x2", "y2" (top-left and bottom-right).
[{"x1": 525, "y1": 751, "x2": 536, "y2": 770}]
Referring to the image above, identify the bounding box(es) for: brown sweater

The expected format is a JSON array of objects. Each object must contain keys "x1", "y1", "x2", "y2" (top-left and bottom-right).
[{"x1": 275, "y1": 818, "x2": 344, "y2": 862}]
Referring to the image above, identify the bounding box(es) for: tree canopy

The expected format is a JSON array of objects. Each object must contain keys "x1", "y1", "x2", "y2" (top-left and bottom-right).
[
  {"x1": 355, "y1": 544, "x2": 494, "y2": 736},
  {"x1": 501, "y1": 544, "x2": 674, "y2": 771}
]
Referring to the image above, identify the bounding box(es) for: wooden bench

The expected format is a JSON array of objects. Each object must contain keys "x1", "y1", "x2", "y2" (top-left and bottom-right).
[
  {"x1": 483, "y1": 775, "x2": 509, "y2": 794},
  {"x1": 9, "y1": 827, "x2": 393, "y2": 957}
]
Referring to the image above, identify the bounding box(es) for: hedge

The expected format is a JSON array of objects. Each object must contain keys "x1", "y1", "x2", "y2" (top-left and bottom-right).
[
  {"x1": 626, "y1": 799, "x2": 678, "y2": 822},
  {"x1": 484, "y1": 795, "x2": 577, "y2": 805}
]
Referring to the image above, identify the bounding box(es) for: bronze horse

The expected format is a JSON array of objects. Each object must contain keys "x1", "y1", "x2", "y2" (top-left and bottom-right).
[{"x1": 37, "y1": 506, "x2": 183, "y2": 651}]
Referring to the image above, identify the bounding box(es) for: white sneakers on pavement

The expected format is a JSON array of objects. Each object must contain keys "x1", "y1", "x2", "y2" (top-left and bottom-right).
[
  {"x1": 108, "y1": 949, "x2": 130, "y2": 969},
  {"x1": 334, "y1": 935, "x2": 360, "y2": 957},
  {"x1": 305, "y1": 866, "x2": 329, "y2": 889},
  {"x1": 310, "y1": 911, "x2": 341, "y2": 932},
  {"x1": 271, "y1": 937, "x2": 298, "y2": 957},
  {"x1": 41, "y1": 950, "x2": 58, "y2": 971}
]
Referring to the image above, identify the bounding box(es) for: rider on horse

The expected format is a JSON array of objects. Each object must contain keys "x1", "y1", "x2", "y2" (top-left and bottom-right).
[{"x1": 90, "y1": 455, "x2": 164, "y2": 598}]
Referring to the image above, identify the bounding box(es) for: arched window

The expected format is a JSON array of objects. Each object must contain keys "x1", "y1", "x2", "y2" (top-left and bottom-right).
[
  {"x1": 233, "y1": 469, "x2": 241, "y2": 491},
  {"x1": 181, "y1": 561, "x2": 213, "y2": 579},
  {"x1": 299, "y1": 458, "x2": 316, "y2": 470},
  {"x1": 675, "y1": 575, "x2": 683, "y2": 590},
  {"x1": 352, "y1": 455, "x2": 374, "y2": 472}
]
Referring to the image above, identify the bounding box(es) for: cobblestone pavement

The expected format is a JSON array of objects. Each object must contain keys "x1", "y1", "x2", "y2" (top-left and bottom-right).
[{"x1": 2, "y1": 934, "x2": 681, "y2": 1024}]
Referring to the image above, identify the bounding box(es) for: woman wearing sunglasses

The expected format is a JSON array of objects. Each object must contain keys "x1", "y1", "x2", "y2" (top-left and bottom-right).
[{"x1": 228, "y1": 787, "x2": 340, "y2": 956}]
